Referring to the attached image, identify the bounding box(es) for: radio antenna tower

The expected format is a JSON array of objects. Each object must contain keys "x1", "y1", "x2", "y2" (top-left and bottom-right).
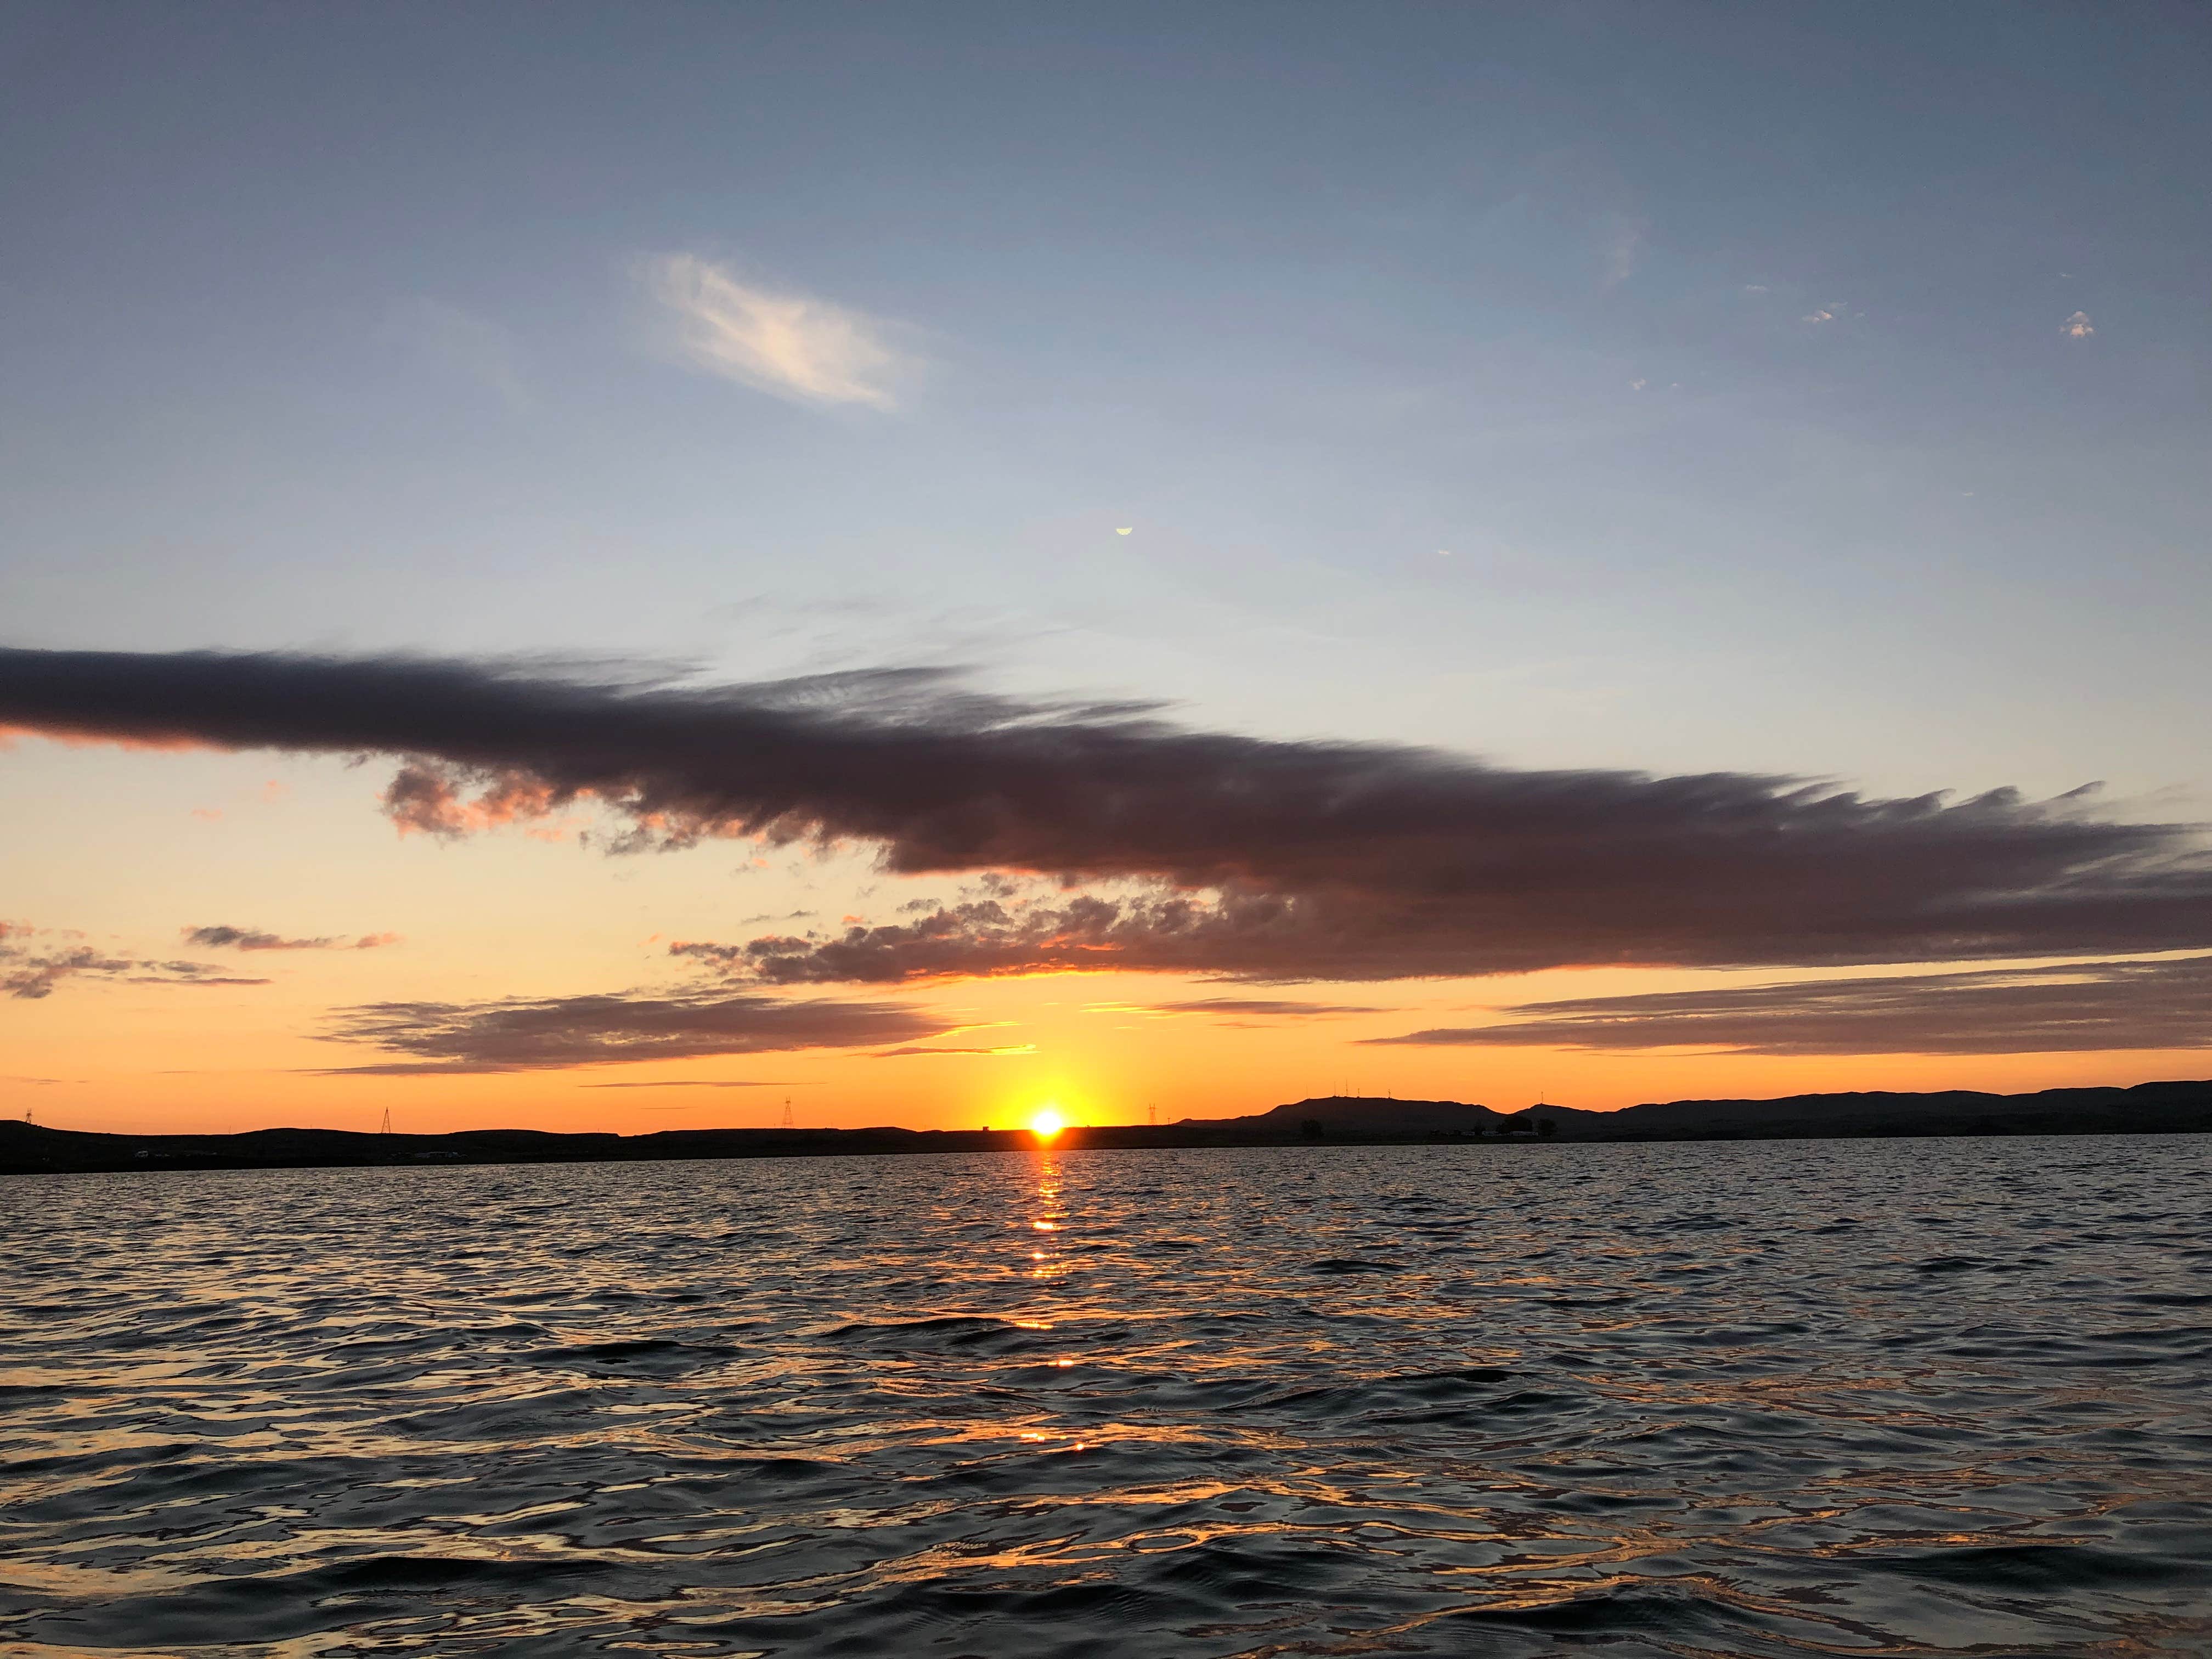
[{"x1": 781, "y1": 1097, "x2": 795, "y2": 1129}]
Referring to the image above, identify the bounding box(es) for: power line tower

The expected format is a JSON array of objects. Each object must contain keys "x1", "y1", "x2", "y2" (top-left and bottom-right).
[
  {"x1": 379, "y1": 1108, "x2": 392, "y2": 1135},
  {"x1": 1147, "y1": 1102, "x2": 1158, "y2": 1126},
  {"x1": 781, "y1": 1097, "x2": 795, "y2": 1129}
]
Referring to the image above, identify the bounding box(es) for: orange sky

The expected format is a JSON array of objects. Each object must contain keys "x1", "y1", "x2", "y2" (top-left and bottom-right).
[{"x1": 4, "y1": 739, "x2": 2201, "y2": 1137}]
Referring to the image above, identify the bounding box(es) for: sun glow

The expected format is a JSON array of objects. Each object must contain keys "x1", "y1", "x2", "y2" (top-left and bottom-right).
[{"x1": 1028, "y1": 1106, "x2": 1066, "y2": 1142}]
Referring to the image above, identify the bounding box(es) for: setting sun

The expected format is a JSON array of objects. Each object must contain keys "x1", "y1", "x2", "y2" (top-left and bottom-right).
[{"x1": 1028, "y1": 1107, "x2": 1065, "y2": 1142}]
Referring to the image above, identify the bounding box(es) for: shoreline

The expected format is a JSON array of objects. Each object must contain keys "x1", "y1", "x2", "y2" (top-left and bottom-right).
[{"x1": 5, "y1": 1080, "x2": 2207, "y2": 1175}]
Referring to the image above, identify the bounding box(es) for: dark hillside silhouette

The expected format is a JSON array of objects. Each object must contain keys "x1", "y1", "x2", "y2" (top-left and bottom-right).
[{"x1": 3, "y1": 1081, "x2": 2206, "y2": 1175}]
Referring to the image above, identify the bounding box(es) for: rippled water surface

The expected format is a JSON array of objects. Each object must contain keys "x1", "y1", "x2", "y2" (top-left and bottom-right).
[{"x1": 5, "y1": 1137, "x2": 2211, "y2": 1656}]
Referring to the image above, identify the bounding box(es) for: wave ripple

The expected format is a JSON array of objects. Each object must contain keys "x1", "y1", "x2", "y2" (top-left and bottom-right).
[{"x1": 4, "y1": 1136, "x2": 2210, "y2": 1655}]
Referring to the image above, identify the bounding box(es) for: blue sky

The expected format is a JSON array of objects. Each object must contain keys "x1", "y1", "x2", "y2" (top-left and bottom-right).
[
  {"x1": 7, "y1": 3, "x2": 2204, "y2": 783},
  {"x1": 3, "y1": 4, "x2": 2208, "y2": 1127}
]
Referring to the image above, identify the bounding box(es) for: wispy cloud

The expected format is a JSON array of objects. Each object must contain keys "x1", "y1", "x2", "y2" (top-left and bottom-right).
[
  {"x1": 1362, "y1": 954, "x2": 2212, "y2": 1056},
  {"x1": 2, "y1": 923, "x2": 272, "y2": 1000},
  {"x1": 871, "y1": 1042, "x2": 1036, "y2": 1058},
  {"x1": 672, "y1": 894, "x2": 1235, "y2": 984},
  {"x1": 318, "y1": 988, "x2": 947, "y2": 1074},
  {"x1": 1132, "y1": 997, "x2": 1384, "y2": 1019},
  {"x1": 582, "y1": 1078, "x2": 794, "y2": 1090},
  {"x1": 642, "y1": 254, "x2": 910, "y2": 410},
  {"x1": 185, "y1": 925, "x2": 399, "y2": 952},
  {"x1": 2063, "y1": 311, "x2": 2095, "y2": 339}
]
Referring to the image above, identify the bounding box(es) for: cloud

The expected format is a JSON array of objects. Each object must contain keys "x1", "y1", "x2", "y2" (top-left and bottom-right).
[
  {"x1": 1362, "y1": 954, "x2": 2212, "y2": 1056},
  {"x1": 184, "y1": 924, "x2": 399, "y2": 952},
  {"x1": 4, "y1": 646, "x2": 2212, "y2": 987},
  {"x1": 317, "y1": 989, "x2": 947, "y2": 1074},
  {"x1": 2063, "y1": 311, "x2": 2095, "y2": 339},
  {"x1": 1137, "y1": 997, "x2": 1385, "y2": 1018},
  {"x1": 642, "y1": 254, "x2": 908, "y2": 410},
  {"x1": 672, "y1": 893, "x2": 1242, "y2": 984},
  {"x1": 871, "y1": 1043, "x2": 1036, "y2": 1058},
  {"x1": 2, "y1": 923, "x2": 273, "y2": 999},
  {"x1": 1802, "y1": 308, "x2": 1836, "y2": 324},
  {"x1": 5, "y1": 949, "x2": 267, "y2": 998},
  {"x1": 4, "y1": 944, "x2": 131, "y2": 1000},
  {"x1": 582, "y1": 1078, "x2": 792, "y2": 1090}
]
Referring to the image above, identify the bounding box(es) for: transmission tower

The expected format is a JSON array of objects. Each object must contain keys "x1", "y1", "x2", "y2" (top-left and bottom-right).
[
  {"x1": 379, "y1": 1108, "x2": 392, "y2": 1135},
  {"x1": 781, "y1": 1097, "x2": 795, "y2": 1129}
]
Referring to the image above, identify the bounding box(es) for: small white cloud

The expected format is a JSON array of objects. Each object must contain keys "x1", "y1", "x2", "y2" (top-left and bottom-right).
[
  {"x1": 642, "y1": 253, "x2": 910, "y2": 410},
  {"x1": 1629, "y1": 378, "x2": 1646, "y2": 391},
  {"x1": 1115, "y1": 527, "x2": 1132, "y2": 535},
  {"x1": 1802, "y1": 308, "x2": 1836, "y2": 324},
  {"x1": 1741, "y1": 284, "x2": 1770, "y2": 296},
  {"x1": 2063, "y1": 310, "x2": 2095, "y2": 339}
]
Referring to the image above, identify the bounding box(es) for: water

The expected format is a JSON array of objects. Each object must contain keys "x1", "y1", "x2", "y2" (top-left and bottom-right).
[{"x1": 4, "y1": 1137, "x2": 2209, "y2": 1657}]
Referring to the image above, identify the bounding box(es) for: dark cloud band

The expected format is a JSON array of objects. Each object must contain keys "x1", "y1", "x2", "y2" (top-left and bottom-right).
[
  {"x1": 185, "y1": 924, "x2": 398, "y2": 951},
  {"x1": 7, "y1": 645, "x2": 2211, "y2": 983},
  {"x1": 318, "y1": 990, "x2": 949, "y2": 1074},
  {"x1": 1365, "y1": 953, "x2": 2212, "y2": 1056}
]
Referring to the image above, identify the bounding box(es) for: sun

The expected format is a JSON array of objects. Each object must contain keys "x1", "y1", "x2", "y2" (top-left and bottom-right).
[{"x1": 1028, "y1": 1106, "x2": 1065, "y2": 1142}]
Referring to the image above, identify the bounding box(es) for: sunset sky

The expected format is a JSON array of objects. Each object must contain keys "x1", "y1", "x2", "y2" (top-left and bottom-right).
[{"x1": 4, "y1": 3, "x2": 2209, "y2": 1133}]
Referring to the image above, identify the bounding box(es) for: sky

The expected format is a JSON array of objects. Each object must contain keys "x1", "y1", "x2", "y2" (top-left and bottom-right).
[{"x1": 3, "y1": 2, "x2": 2209, "y2": 1135}]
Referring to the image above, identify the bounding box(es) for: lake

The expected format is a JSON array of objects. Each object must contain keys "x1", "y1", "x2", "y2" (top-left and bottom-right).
[{"x1": 4, "y1": 1136, "x2": 2209, "y2": 1655}]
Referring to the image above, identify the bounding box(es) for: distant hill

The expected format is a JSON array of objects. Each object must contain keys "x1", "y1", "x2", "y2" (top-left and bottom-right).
[
  {"x1": 1228, "y1": 1096, "x2": 1524, "y2": 1135},
  {"x1": 0, "y1": 1120, "x2": 999, "y2": 1176},
  {"x1": 1234, "y1": 1081, "x2": 2212, "y2": 1141}
]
